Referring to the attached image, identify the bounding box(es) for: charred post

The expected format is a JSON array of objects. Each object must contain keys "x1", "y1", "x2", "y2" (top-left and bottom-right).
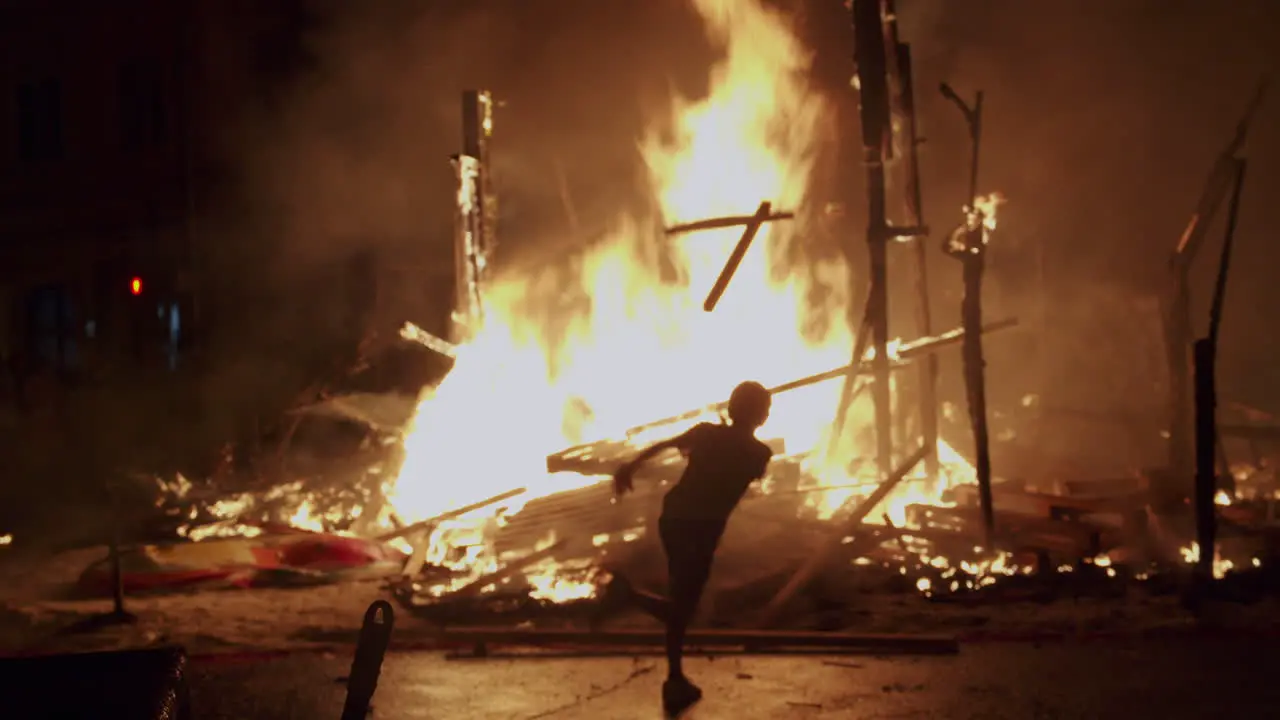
[
  {"x1": 755, "y1": 444, "x2": 928, "y2": 628},
  {"x1": 1163, "y1": 79, "x2": 1265, "y2": 503},
  {"x1": 851, "y1": 0, "x2": 895, "y2": 478},
  {"x1": 451, "y1": 90, "x2": 497, "y2": 343},
  {"x1": 1193, "y1": 158, "x2": 1248, "y2": 586},
  {"x1": 940, "y1": 83, "x2": 995, "y2": 549},
  {"x1": 1191, "y1": 338, "x2": 1218, "y2": 585},
  {"x1": 108, "y1": 488, "x2": 128, "y2": 618}
]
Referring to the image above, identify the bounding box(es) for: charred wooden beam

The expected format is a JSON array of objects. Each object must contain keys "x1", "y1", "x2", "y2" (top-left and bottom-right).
[
  {"x1": 940, "y1": 81, "x2": 994, "y2": 549},
  {"x1": 448, "y1": 540, "x2": 568, "y2": 599},
  {"x1": 1192, "y1": 158, "x2": 1248, "y2": 587},
  {"x1": 755, "y1": 443, "x2": 928, "y2": 628},
  {"x1": 399, "y1": 321, "x2": 458, "y2": 359},
  {"x1": 897, "y1": 316, "x2": 1018, "y2": 359},
  {"x1": 665, "y1": 210, "x2": 795, "y2": 236},
  {"x1": 1164, "y1": 79, "x2": 1267, "y2": 490},
  {"x1": 1192, "y1": 338, "x2": 1219, "y2": 586},
  {"x1": 895, "y1": 41, "x2": 941, "y2": 480},
  {"x1": 851, "y1": 0, "x2": 895, "y2": 478},
  {"x1": 547, "y1": 438, "x2": 787, "y2": 475},
  {"x1": 435, "y1": 626, "x2": 958, "y2": 655},
  {"x1": 545, "y1": 318, "x2": 1018, "y2": 466},
  {"x1": 703, "y1": 201, "x2": 774, "y2": 312},
  {"x1": 495, "y1": 485, "x2": 661, "y2": 554},
  {"x1": 377, "y1": 488, "x2": 527, "y2": 543},
  {"x1": 828, "y1": 303, "x2": 874, "y2": 458}
]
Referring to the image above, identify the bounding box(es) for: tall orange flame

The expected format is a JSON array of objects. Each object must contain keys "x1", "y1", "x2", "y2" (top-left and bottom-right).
[{"x1": 388, "y1": 0, "x2": 978, "y2": 600}]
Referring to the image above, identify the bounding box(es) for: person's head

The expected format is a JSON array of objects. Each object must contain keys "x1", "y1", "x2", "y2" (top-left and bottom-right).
[{"x1": 727, "y1": 381, "x2": 770, "y2": 430}]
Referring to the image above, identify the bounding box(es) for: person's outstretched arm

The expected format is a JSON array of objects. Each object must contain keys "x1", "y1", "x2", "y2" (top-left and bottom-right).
[{"x1": 612, "y1": 424, "x2": 705, "y2": 496}]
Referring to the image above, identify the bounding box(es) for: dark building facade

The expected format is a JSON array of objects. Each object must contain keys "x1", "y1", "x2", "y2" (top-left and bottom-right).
[
  {"x1": 1, "y1": 0, "x2": 192, "y2": 378},
  {"x1": 0, "y1": 0, "x2": 311, "y2": 394}
]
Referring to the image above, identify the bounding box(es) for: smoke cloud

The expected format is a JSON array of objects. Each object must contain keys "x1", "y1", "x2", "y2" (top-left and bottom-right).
[{"x1": 206, "y1": 0, "x2": 1280, "y2": 473}]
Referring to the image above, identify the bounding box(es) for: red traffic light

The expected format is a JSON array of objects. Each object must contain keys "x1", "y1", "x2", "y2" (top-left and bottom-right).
[{"x1": 130, "y1": 277, "x2": 143, "y2": 296}]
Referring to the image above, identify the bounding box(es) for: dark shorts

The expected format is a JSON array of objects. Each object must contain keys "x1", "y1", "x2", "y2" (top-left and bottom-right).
[{"x1": 658, "y1": 516, "x2": 726, "y2": 608}]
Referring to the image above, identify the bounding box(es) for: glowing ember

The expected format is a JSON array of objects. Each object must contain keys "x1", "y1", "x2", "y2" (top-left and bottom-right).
[
  {"x1": 0, "y1": 534, "x2": 12, "y2": 547},
  {"x1": 1180, "y1": 541, "x2": 1236, "y2": 580},
  {"x1": 387, "y1": 0, "x2": 985, "y2": 602},
  {"x1": 911, "y1": 548, "x2": 1025, "y2": 598}
]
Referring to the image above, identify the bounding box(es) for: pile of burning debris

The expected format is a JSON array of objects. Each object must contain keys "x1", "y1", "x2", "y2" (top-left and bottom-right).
[
  {"x1": 375, "y1": 403, "x2": 1280, "y2": 629},
  {"x1": 74, "y1": 376, "x2": 1276, "y2": 620},
  {"x1": 35, "y1": 0, "x2": 1280, "y2": 641}
]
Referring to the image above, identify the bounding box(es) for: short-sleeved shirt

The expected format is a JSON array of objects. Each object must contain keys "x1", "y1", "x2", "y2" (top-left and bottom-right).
[{"x1": 660, "y1": 422, "x2": 773, "y2": 522}]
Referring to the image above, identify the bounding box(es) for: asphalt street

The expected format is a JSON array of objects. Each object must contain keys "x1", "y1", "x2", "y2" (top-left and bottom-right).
[{"x1": 187, "y1": 635, "x2": 1273, "y2": 719}]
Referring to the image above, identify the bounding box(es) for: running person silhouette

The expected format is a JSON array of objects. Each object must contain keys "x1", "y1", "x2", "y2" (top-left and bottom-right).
[{"x1": 612, "y1": 381, "x2": 773, "y2": 717}]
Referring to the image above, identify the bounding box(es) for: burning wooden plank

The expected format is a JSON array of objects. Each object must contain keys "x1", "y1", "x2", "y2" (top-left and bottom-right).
[
  {"x1": 698, "y1": 201, "x2": 788, "y2": 312},
  {"x1": 547, "y1": 438, "x2": 787, "y2": 475},
  {"x1": 545, "y1": 318, "x2": 1019, "y2": 464},
  {"x1": 447, "y1": 539, "x2": 569, "y2": 599},
  {"x1": 755, "y1": 444, "x2": 930, "y2": 628},
  {"x1": 665, "y1": 208, "x2": 796, "y2": 236},
  {"x1": 495, "y1": 484, "x2": 661, "y2": 555},
  {"x1": 377, "y1": 488, "x2": 527, "y2": 543},
  {"x1": 398, "y1": 321, "x2": 458, "y2": 359}
]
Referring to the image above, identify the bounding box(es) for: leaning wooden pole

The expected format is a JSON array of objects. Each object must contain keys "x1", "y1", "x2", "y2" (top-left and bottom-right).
[
  {"x1": 940, "y1": 83, "x2": 995, "y2": 549},
  {"x1": 1193, "y1": 158, "x2": 1248, "y2": 587},
  {"x1": 570, "y1": 317, "x2": 1019, "y2": 455},
  {"x1": 703, "y1": 201, "x2": 777, "y2": 312},
  {"x1": 1165, "y1": 79, "x2": 1266, "y2": 501},
  {"x1": 851, "y1": 0, "x2": 895, "y2": 478},
  {"x1": 755, "y1": 444, "x2": 928, "y2": 628}
]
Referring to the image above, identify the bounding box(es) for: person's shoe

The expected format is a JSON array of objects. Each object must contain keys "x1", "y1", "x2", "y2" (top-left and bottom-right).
[{"x1": 662, "y1": 675, "x2": 703, "y2": 717}]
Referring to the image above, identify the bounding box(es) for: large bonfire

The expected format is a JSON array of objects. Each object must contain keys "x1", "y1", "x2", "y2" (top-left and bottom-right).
[{"x1": 388, "y1": 0, "x2": 978, "y2": 600}]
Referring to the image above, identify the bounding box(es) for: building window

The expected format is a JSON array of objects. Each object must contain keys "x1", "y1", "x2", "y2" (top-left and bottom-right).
[
  {"x1": 119, "y1": 61, "x2": 167, "y2": 149},
  {"x1": 24, "y1": 284, "x2": 78, "y2": 371},
  {"x1": 16, "y1": 79, "x2": 64, "y2": 162}
]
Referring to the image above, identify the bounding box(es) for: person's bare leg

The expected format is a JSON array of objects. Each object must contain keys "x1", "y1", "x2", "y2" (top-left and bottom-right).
[
  {"x1": 663, "y1": 558, "x2": 710, "y2": 715},
  {"x1": 665, "y1": 596, "x2": 692, "y2": 680},
  {"x1": 663, "y1": 598, "x2": 705, "y2": 716}
]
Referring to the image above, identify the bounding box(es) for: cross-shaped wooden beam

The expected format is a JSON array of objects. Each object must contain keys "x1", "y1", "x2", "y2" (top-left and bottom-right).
[{"x1": 664, "y1": 200, "x2": 796, "y2": 312}]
